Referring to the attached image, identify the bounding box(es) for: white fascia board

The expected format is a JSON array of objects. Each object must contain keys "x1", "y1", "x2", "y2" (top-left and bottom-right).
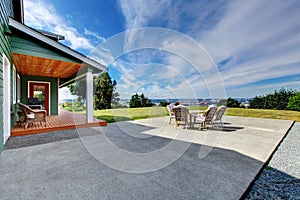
[{"x1": 8, "y1": 17, "x2": 107, "y2": 72}]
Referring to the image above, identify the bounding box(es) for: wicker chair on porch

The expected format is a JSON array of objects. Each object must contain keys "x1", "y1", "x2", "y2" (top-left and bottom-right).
[{"x1": 18, "y1": 102, "x2": 47, "y2": 129}]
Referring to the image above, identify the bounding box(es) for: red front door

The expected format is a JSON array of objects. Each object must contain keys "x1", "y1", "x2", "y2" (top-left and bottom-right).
[{"x1": 29, "y1": 82, "x2": 50, "y2": 115}]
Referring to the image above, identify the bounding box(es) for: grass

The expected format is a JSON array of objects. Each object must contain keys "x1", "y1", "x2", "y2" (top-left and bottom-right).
[
  {"x1": 189, "y1": 106, "x2": 300, "y2": 122},
  {"x1": 73, "y1": 106, "x2": 300, "y2": 123},
  {"x1": 92, "y1": 107, "x2": 169, "y2": 123},
  {"x1": 226, "y1": 108, "x2": 300, "y2": 122}
]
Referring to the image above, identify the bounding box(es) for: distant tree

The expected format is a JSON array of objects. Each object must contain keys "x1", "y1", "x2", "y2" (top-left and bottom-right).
[
  {"x1": 159, "y1": 102, "x2": 169, "y2": 107},
  {"x1": 129, "y1": 93, "x2": 154, "y2": 108},
  {"x1": 129, "y1": 93, "x2": 141, "y2": 108},
  {"x1": 273, "y1": 88, "x2": 297, "y2": 110},
  {"x1": 94, "y1": 72, "x2": 118, "y2": 110},
  {"x1": 68, "y1": 79, "x2": 86, "y2": 103},
  {"x1": 249, "y1": 96, "x2": 264, "y2": 109},
  {"x1": 250, "y1": 88, "x2": 297, "y2": 110},
  {"x1": 226, "y1": 97, "x2": 240, "y2": 108},
  {"x1": 287, "y1": 92, "x2": 300, "y2": 111},
  {"x1": 140, "y1": 93, "x2": 147, "y2": 107},
  {"x1": 111, "y1": 80, "x2": 121, "y2": 108},
  {"x1": 140, "y1": 93, "x2": 153, "y2": 107}
]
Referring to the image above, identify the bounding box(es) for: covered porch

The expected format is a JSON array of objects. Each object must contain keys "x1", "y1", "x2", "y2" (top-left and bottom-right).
[{"x1": 8, "y1": 17, "x2": 107, "y2": 136}]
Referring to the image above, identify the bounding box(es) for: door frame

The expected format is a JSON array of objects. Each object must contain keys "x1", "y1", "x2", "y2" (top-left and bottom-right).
[
  {"x1": 2, "y1": 54, "x2": 11, "y2": 144},
  {"x1": 28, "y1": 81, "x2": 51, "y2": 115}
]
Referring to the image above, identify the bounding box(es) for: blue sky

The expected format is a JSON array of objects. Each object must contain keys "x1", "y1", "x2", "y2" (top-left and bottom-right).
[{"x1": 24, "y1": 0, "x2": 300, "y2": 99}]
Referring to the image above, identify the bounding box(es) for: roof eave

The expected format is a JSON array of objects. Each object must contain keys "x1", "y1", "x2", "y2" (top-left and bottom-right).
[{"x1": 8, "y1": 17, "x2": 107, "y2": 72}]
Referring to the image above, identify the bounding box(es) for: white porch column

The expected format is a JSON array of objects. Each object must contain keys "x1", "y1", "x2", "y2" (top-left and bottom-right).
[{"x1": 86, "y1": 68, "x2": 93, "y2": 123}]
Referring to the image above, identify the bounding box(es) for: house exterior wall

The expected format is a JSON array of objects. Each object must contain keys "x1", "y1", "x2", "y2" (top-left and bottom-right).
[
  {"x1": 0, "y1": 0, "x2": 14, "y2": 151},
  {"x1": 11, "y1": 36, "x2": 81, "y2": 63},
  {"x1": 20, "y1": 75, "x2": 59, "y2": 115}
]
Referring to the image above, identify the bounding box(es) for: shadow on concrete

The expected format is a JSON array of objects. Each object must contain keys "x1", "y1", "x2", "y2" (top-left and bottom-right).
[
  {"x1": 209, "y1": 125, "x2": 244, "y2": 132},
  {"x1": 4, "y1": 121, "x2": 159, "y2": 150}
]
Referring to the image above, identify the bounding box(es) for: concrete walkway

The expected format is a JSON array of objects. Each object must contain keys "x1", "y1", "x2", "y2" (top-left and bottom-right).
[{"x1": 0, "y1": 116, "x2": 293, "y2": 199}]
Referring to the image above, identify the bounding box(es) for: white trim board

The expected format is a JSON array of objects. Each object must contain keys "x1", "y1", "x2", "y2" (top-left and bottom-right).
[{"x1": 2, "y1": 54, "x2": 11, "y2": 144}]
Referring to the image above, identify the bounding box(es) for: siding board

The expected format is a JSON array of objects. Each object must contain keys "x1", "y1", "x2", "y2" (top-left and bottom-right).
[
  {"x1": 11, "y1": 36, "x2": 81, "y2": 63},
  {"x1": 0, "y1": 0, "x2": 14, "y2": 151}
]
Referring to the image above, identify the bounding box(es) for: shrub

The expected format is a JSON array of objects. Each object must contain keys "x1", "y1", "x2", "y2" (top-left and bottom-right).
[
  {"x1": 250, "y1": 88, "x2": 297, "y2": 110},
  {"x1": 129, "y1": 93, "x2": 154, "y2": 108},
  {"x1": 287, "y1": 93, "x2": 300, "y2": 111},
  {"x1": 159, "y1": 102, "x2": 169, "y2": 107},
  {"x1": 226, "y1": 97, "x2": 240, "y2": 108}
]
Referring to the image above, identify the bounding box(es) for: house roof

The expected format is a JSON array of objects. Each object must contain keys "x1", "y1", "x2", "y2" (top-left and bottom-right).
[
  {"x1": 8, "y1": 17, "x2": 107, "y2": 72},
  {"x1": 35, "y1": 29, "x2": 65, "y2": 41}
]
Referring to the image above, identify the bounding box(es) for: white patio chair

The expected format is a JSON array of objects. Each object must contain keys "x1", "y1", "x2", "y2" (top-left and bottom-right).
[
  {"x1": 173, "y1": 105, "x2": 189, "y2": 129},
  {"x1": 195, "y1": 105, "x2": 217, "y2": 130},
  {"x1": 167, "y1": 104, "x2": 175, "y2": 124},
  {"x1": 212, "y1": 106, "x2": 227, "y2": 127}
]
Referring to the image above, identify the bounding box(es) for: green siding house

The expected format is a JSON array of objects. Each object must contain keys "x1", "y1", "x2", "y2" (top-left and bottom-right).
[{"x1": 0, "y1": 0, "x2": 107, "y2": 152}]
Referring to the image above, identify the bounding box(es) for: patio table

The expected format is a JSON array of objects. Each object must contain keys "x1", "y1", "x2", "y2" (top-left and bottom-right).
[{"x1": 189, "y1": 110, "x2": 205, "y2": 128}]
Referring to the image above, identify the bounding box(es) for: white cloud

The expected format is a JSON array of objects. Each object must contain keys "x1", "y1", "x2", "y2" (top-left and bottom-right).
[
  {"x1": 199, "y1": 0, "x2": 300, "y2": 94},
  {"x1": 24, "y1": 0, "x2": 105, "y2": 53},
  {"x1": 84, "y1": 29, "x2": 106, "y2": 43},
  {"x1": 116, "y1": 0, "x2": 300, "y2": 98},
  {"x1": 118, "y1": 0, "x2": 173, "y2": 29}
]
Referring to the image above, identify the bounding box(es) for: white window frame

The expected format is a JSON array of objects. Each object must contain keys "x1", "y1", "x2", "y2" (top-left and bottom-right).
[
  {"x1": 13, "y1": 65, "x2": 17, "y2": 104},
  {"x1": 2, "y1": 53, "x2": 11, "y2": 144},
  {"x1": 17, "y1": 74, "x2": 20, "y2": 103}
]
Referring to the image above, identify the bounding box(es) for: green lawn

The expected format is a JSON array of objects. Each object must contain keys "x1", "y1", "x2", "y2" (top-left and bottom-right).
[
  {"x1": 72, "y1": 106, "x2": 300, "y2": 123},
  {"x1": 92, "y1": 107, "x2": 169, "y2": 123},
  {"x1": 226, "y1": 108, "x2": 300, "y2": 122}
]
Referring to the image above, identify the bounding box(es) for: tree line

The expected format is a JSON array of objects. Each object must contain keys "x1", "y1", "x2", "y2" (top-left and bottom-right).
[{"x1": 223, "y1": 88, "x2": 300, "y2": 111}]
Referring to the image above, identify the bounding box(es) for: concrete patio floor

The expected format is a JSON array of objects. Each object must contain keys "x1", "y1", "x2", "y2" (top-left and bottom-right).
[{"x1": 0, "y1": 116, "x2": 294, "y2": 199}]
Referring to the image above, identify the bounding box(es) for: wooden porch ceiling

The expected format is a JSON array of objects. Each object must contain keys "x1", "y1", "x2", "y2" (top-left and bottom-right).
[{"x1": 11, "y1": 52, "x2": 87, "y2": 78}]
